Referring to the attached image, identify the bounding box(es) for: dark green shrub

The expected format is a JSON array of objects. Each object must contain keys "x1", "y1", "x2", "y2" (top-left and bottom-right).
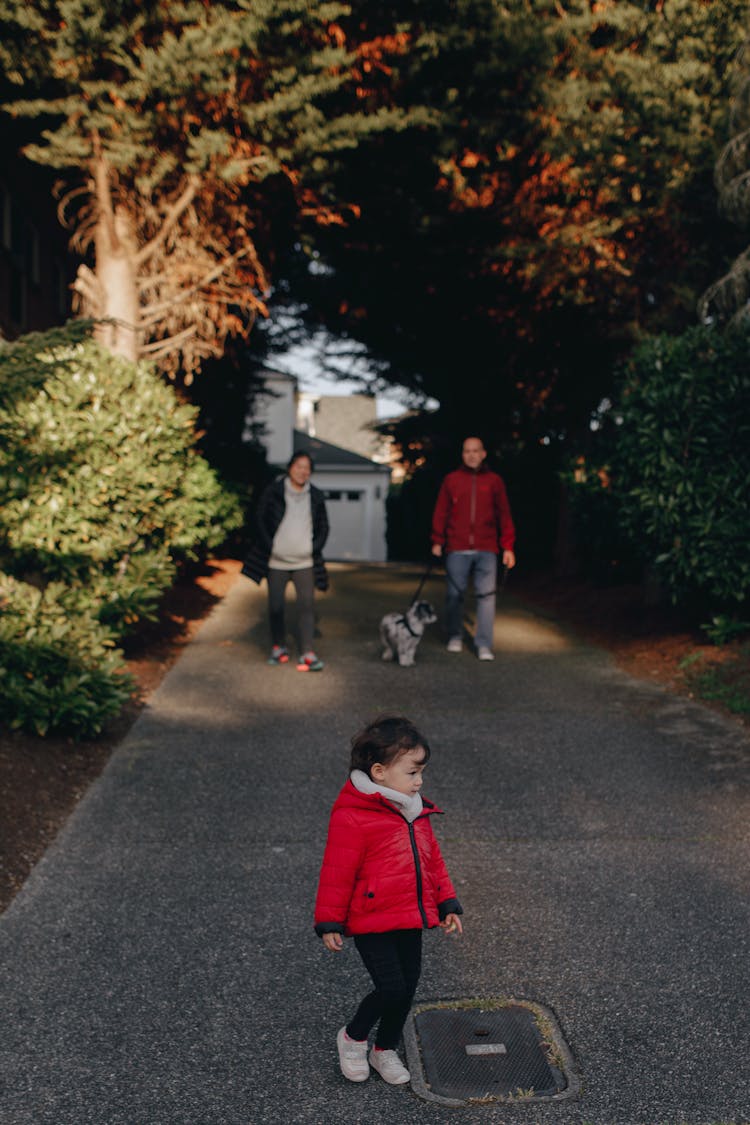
[
  {"x1": 0, "y1": 574, "x2": 132, "y2": 738},
  {"x1": 614, "y1": 325, "x2": 750, "y2": 613},
  {"x1": 0, "y1": 326, "x2": 243, "y2": 736},
  {"x1": 561, "y1": 456, "x2": 641, "y2": 585},
  {"x1": 169, "y1": 457, "x2": 246, "y2": 560},
  {"x1": 0, "y1": 328, "x2": 242, "y2": 635}
]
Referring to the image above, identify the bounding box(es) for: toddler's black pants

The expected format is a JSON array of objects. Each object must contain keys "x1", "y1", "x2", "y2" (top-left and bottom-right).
[{"x1": 347, "y1": 929, "x2": 422, "y2": 1050}]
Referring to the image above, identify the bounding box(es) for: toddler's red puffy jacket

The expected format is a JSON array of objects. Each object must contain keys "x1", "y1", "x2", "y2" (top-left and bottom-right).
[{"x1": 314, "y1": 780, "x2": 462, "y2": 937}]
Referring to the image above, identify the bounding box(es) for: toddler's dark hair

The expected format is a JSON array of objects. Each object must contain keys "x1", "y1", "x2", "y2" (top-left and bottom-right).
[{"x1": 350, "y1": 715, "x2": 431, "y2": 776}]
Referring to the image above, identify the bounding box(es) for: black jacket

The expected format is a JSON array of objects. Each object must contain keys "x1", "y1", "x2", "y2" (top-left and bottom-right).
[{"x1": 242, "y1": 477, "x2": 330, "y2": 591}]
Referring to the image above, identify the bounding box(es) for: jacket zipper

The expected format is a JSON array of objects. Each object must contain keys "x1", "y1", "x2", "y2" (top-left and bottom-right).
[
  {"x1": 469, "y1": 473, "x2": 476, "y2": 548},
  {"x1": 408, "y1": 822, "x2": 429, "y2": 927}
]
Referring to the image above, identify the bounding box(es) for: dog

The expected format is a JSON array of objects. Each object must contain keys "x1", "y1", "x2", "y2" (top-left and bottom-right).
[{"x1": 379, "y1": 600, "x2": 437, "y2": 666}]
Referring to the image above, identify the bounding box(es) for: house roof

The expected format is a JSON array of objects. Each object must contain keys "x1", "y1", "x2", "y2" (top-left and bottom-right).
[{"x1": 292, "y1": 430, "x2": 390, "y2": 471}]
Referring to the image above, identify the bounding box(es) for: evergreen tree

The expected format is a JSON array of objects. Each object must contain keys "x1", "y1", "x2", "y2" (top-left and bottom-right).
[
  {"x1": 284, "y1": 0, "x2": 746, "y2": 443},
  {"x1": 0, "y1": 1, "x2": 425, "y2": 378},
  {"x1": 699, "y1": 32, "x2": 750, "y2": 325}
]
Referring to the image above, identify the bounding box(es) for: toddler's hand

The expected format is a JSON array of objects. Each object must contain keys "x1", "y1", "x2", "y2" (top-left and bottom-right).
[
  {"x1": 440, "y1": 913, "x2": 463, "y2": 936},
  {"x1": 322, "y1": 932, "x2": 344, "y2": 952}
]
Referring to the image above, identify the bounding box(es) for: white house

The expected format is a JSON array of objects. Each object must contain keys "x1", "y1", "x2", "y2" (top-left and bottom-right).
[
  {"x1": 248, "y1": 370, "x2": 296, "y2": 465},
  {"x1": 252, "y1": 371, "x2": 391, "y2": 562},
  {"x1": 297, "y1": 390, "x2": 392, "y2": 463}
]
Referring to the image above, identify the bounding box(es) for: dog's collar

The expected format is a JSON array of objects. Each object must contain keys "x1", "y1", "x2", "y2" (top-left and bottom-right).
[{"x1": 397, "y1": 611, "x2": 419, "y2": 638}]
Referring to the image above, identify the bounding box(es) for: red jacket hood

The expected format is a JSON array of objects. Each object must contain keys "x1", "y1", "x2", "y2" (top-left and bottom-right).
[{"x1": 333, "y1": 778, "x2": 443, "y2": 818}]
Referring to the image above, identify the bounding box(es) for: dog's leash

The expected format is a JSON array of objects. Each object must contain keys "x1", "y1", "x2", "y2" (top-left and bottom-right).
[
  {"x1": 399, "y1": 555, "x2": 507, "y2": 629},
  {"x1": 442, "y1": 560, "x2": 508, "y2": 600},
  {"x1": 394, "y1": 559, "x2": 437, "y2": 638},
  {"x1": 410, "y1": 558, "x2": 435, "y2": 606}
]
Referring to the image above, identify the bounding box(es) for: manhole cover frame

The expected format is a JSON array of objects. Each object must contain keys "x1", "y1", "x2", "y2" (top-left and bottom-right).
[{"x1": 403, "y1": 996, "x2": 581, "y2": 1108}]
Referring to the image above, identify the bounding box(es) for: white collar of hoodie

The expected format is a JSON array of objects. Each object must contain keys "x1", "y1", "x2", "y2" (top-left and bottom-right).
[
  {"x1": 350, "y1": 769, "x2": 424, "y2": 823},
  {"x1": 284, "y1": 476, "x2": 310, "y2": 499}
]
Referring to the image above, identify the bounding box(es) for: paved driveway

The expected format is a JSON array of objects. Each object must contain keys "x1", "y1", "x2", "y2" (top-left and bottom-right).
[{"x1": 1, "y1": 564, "x2": 749, "y2": 1124}]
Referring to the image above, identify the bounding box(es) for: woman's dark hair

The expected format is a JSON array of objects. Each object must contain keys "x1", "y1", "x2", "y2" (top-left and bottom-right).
[
  {"x1": 350, "y1": 715, "x2": 431, "y2": 775},
  {"x1": 287, "y1": 450, "x2": 314, "y2": 471}
]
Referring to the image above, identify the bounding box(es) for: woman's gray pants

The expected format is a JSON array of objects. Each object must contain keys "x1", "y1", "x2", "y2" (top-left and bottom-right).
[{"x1": 267, "y1": 566, "x2": 315, "y2": 653}]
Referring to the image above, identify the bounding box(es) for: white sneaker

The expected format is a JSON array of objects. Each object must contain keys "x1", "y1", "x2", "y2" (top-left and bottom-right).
[
  {"x1": 446, "y1": 637, "x2": 463, "y2": 653},
  {"x1": 369, "y1": 1048, "x2": 410, "y2": 1085},
  {"x1": 477, "y1": 647, "x2": 495, "y2": 661},
  {"x1": 336, "y1": 1027, "x2": 369, "y2": 1082}
]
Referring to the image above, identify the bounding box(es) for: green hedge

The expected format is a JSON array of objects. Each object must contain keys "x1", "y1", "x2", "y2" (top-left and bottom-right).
[
  {"x1": 0, "y1": 326, "x2": 243, "y2": 737},
  {"x1": 561, "y1": 457, "x2": 641, "y2": 585},
  {"x1": 0, "y1": 574, "x2": 132, "y2": 738},
  {"x1": 568, "y1": 325, "x2": 750, "y2": 623},
  {"x1": 615, "y1": 326, "x2": 750, "y2": 613}
]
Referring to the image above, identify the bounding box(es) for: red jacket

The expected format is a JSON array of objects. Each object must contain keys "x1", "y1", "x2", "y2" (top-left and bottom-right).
[
  {"x1": 431, "y1": 464, "x2": 515, "y2": 554},
  {"x1": 314, "y1": 780, "x2": 462, "y2": 936}
]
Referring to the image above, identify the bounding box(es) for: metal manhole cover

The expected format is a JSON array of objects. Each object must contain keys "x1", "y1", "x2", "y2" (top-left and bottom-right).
[{"x1": 403, "y1": 998, "x2": 580, "y2": 1107}]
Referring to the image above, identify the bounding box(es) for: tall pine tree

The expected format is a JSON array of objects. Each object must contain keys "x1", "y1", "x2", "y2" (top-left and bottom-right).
[{"x1": 0, "y1": 1, "x2": 425, "y2": 377}]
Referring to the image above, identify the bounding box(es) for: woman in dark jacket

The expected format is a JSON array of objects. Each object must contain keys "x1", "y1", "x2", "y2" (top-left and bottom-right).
[{"x1": 242, "y1": 451, "x2": 329, "y2": 671}]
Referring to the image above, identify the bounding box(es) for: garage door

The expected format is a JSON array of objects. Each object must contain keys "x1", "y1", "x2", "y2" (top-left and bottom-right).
[{"x1": 323, "y1": 490, "x2": 366, "y2": 559}]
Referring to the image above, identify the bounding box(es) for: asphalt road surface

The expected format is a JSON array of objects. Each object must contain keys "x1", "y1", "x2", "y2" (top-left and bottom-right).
[{"x1": 1, "y1": 564, "x2": 748, "y2": 1125}]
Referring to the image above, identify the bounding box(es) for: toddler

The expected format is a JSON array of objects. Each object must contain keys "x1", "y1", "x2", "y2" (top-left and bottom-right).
[{"x1": 314, "y1": 715, "x2": 463, "y2": 1085}]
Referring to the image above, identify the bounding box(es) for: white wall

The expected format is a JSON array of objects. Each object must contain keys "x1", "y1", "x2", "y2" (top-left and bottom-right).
[{"x1": 251, "y1": 372, "x2": 296, "y2": 465}]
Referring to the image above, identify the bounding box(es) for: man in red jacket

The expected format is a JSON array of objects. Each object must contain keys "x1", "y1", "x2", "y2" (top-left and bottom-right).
[{"x1": 431, "y1": 436, "x2": 516, "y2": 660}]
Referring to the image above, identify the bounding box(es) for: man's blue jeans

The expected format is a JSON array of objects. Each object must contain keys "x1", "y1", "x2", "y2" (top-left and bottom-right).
[{"x1": 444, "y1": 551, "x2": 497, "y2": 650}]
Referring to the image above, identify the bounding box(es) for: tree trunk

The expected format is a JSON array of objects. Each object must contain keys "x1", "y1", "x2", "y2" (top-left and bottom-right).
[{"x1": 93, "y1": 205, "x2": 140, "y2": 364}]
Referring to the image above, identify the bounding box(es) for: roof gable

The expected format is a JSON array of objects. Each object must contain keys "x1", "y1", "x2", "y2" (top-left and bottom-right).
[{"x1": 292, "y1": 429, "x2": 389, "y2": 470}]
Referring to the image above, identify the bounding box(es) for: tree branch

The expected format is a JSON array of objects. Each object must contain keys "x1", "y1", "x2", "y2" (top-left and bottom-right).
[
  {"x1": 138, "y1": 246, "x2": 255, "y2": 325},
  {"x1": 135, "y1": 176, "x2": 202, "y2": 268},
  {"x1": 140, "y1": 326, "x2": 198, "y2": 355},
  {"x1": 71, "y1": 265, "x2": 103, "y2": 312}
]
